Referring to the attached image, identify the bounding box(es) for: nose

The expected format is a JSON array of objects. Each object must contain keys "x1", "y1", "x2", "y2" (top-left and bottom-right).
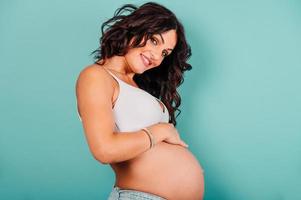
[{"x1": 150, "y1": 48, "x2": 164, "y2": 64}]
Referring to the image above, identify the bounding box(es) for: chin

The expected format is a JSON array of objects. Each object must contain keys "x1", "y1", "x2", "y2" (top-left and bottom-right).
[
  {"x1": 134, "y1": 66, "x2": 148, "y2": 74},
  {"x1": 137, "y1": 69, "x2": 147, "y2": 74}
]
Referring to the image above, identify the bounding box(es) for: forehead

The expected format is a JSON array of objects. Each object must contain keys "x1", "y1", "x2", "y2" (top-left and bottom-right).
[{"x1": 155, "y1": 29, "x2": 177, "y2": 47}]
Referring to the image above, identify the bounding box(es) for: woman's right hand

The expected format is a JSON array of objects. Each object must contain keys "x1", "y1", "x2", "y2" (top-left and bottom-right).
[{"x1": 147, "y1": 123, "x2": 189, "y2": 148}]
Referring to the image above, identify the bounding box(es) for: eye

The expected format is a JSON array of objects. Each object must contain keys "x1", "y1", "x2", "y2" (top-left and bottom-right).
[
  {"x1": 150, "y1": 37, "x2": 158, "y2": 45},
  {"x1": 162, "y1": 50, "x2": 168, "y2": 57}
]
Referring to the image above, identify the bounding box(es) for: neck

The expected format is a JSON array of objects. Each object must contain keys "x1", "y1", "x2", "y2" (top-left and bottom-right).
[{"x1": 100, "y1": 56, "x2": 135, "y2": 79}]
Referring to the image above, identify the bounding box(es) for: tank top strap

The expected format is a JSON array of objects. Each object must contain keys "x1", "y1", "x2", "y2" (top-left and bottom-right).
[
  {"x1": 102, "y1": 67, "x2": 122, "y2": 84},
  {"x1": 76, "y1": 102, "x2": 82, "y2": 122}
]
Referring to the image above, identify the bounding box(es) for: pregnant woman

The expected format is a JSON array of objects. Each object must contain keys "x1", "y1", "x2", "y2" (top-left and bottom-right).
[{"x1": 76, "y1": 2, "x2": 204, "y2": 200}]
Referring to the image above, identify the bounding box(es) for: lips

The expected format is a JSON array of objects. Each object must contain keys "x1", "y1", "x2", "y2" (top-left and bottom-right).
[{"x1": 140, "y1": 54, "x2": 152, "y2": 67}]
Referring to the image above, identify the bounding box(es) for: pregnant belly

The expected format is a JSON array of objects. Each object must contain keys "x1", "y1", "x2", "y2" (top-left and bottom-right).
[{"x1": 111, "y1": 142, "x2": 205, "y2": 200}]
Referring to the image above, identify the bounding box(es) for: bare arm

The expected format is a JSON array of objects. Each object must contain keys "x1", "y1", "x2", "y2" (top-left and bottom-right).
[
  {"x1": 103, "y1": 128, "x2": 166, "y2": 164},
  {"x1": 75, "y1": 65, "x2": 166, "y2": 164}
]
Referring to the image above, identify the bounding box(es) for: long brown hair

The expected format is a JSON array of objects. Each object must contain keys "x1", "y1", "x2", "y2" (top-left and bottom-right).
[{"x1": 91, "y1": 2, "x2": 192, "y2": 126}]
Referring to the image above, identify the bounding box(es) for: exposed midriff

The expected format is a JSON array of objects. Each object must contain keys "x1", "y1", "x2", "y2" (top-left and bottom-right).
[{"x1": 111, "y1": 141, "x2": 205, "y2": 200}]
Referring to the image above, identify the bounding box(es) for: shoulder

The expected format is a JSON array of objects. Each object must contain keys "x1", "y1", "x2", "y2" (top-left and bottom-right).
[
  {"x1": 77, "y1": 64, "x2": 110, "y2": 82},
  {"x1": 76, "y1": 64, "x2": 115, "y2": 98}
]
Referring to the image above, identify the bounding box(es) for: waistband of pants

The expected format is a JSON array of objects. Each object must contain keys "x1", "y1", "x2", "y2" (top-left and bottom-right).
[{"x1": 109, "y1": 186, "x2": 166, "y2": 200}]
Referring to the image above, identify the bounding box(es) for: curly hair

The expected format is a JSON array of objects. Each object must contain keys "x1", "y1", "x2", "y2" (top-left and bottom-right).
[{"x1": 91, "y1": 2, "x2": 192, "y2": 126}]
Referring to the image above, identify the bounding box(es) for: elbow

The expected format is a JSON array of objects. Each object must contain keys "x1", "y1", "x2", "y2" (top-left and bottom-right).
[
  {"x1": 94, "y1": 155, "x2": 110, "y2": 165},
  {"x1": 93, "y1": 147, "x2": 114, "y2": 165}
]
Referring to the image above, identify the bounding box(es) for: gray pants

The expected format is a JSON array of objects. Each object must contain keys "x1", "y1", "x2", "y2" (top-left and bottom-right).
[{"x1": 108, "y1": 186, "x2": 166, "y2": 200}]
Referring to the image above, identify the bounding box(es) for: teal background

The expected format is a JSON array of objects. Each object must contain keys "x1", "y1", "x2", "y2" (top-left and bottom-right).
[{"x1": 1, "y1": 0, "x2": 300, "y2": 199}]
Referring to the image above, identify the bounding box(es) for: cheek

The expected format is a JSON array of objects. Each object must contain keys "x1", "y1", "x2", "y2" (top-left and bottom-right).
[
  {"x1": 125, "y1": 49, "x2": 138, "y2": 59},
  {"x1": 125, "y1": 49, "x2": 142, "y2": 66}
]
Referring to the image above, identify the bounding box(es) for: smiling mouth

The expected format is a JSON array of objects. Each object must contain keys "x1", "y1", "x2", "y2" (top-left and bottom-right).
[{"x1": 141, "y1": 54, "x2": 152, "y2": 66}]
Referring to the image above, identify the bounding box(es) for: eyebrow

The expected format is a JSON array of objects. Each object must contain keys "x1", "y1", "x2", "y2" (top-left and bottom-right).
[{"x1": 158, "y1": 34, "x2": 173, "y2": 52}]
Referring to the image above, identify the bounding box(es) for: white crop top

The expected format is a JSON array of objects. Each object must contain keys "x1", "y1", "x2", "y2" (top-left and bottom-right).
[{"x1": 77, "y1": 67, "x2": 170, "y2": 132}]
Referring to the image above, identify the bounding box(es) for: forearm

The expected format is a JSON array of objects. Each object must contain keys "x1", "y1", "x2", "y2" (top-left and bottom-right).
[{"x1": 99, "y1": 128, "x2": 165, "y2": 164}]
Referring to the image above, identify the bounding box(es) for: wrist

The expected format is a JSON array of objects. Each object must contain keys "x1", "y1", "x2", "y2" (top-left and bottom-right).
[
  {"x1": 142, "y1": 128, "x2": 155, "y2": 148},
  {"x1": 147, "y1": 125, "x2": 164, "y2": 143}
]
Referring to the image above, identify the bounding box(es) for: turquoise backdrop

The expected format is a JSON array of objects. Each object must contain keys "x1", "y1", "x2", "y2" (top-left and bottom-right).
[{"x1": 1, "y1": 0, "x2": 300, "y2": 199}]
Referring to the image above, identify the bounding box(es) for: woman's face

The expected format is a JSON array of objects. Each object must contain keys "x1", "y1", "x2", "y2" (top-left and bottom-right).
[{"x1": 124, "y1": 29, "x2": 177, "y2": 74}]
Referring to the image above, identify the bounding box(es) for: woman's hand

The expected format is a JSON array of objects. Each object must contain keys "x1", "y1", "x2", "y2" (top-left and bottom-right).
[{"x1": 147, "y1": 123, "x2": 189, "y2": 148}]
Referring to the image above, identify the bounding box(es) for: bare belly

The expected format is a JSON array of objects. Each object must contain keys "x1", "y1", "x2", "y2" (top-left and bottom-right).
[{"x1": 110, "y1": 141, "x2": 205, "y2": 200}]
